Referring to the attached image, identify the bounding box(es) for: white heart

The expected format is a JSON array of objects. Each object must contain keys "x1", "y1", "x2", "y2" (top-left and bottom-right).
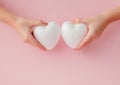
[
  {"x1": 33, "y1": 21, "x2": 61, "y2": 50},
  {"x1": 62, "y1": 21, "x2": 88, "y2": 49}
]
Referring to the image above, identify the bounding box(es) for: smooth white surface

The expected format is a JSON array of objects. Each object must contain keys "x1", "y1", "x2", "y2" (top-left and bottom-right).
[
  {"x1": 62, "y1": 21, "x2": 88, "y2": 49},
  {"x1": 33, "y1": 21, "x2": 61, "y2": 50}
]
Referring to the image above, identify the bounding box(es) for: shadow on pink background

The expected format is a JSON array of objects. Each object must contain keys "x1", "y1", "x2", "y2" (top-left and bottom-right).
[{"x1": 0, "y1": 0, "x2": 120, "y2": 85}]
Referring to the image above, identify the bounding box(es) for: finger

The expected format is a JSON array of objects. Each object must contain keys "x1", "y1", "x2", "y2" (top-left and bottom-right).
[
  {"x1": 29, "y1": 33, "x2": 46, "y2": 51},
  {"x1": 76, "y1": 32, "x2": 94, "y2": 50},
  {"x1": 40, "y1": 20, "x2": 48, "y2": 25},
  {"x1": 28, "y1": 29, "x2": 46, "y2": 51},
  {"x1": 73, "y1": 18, "x2": 88, "y2": 26},
  {"x1": 79, "y1": 37, "x2": 93, "y2": 49},
  {"x1": 73, "y1": 17, "x2": 83, "y2": 24},
  {"x1": 29, "y1": 38, "x2": 46, "y2": 51},
  {"x1": 23, "y1": 36, "x2": 38, "y2": 47},
  {"x1": 29, "y1": 20, "x2": 48, "y2": 51},
  {"x1": 29, "y1": 40, "x2": 38, "y2": 47},
  {"x1": 32, "y1": 20, "x2": 48, "y2": 27},
  {"x1": 30, "y1": 41, "x2": 46, "y2": 51},
  {"x1": 31, "y1": 21, "x2": 48, "y2": 28}
]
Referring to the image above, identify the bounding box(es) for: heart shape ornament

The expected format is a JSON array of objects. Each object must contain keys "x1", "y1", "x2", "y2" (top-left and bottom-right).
[
  {"x1": 33, "y1": 21, "x2": 61, "y2": 50},
  {"x1": 62, "y1": 21, "x2": 88, "y2": 49}
]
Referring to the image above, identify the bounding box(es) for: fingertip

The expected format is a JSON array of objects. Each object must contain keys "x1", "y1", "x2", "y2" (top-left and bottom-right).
[
  {"x1": 43, "y1": 48, "x2": 47, "y2": 51},
  {"x1": 76, "y1": 41, "x2": 87, "y2": 50},
  {"x1": 41, "y1": 46, "x2": 47, "y2": 51},
  {"x1": 39, "y1": 47, "x2": 47, "y2": 52},
  {"x1": 40, "y1": 20, "x2": 48, "y2": 26}
]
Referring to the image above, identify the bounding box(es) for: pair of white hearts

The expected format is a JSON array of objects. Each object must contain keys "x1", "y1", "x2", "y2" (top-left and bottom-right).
[{"x1": 33, "y1": 21, "x2": 88, "y2": 50}]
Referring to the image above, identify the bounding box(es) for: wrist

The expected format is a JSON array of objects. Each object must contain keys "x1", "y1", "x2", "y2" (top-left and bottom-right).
[
  {"x1": 5, "y1": 15, "x2": 19, "y2": 27},
  {"x1": 92, "y1": 12, "x2": 112, "y2": 32},
  {"x1": 101, "y1": 6, "x2": 120, "y2": 24},
  {"x1": 93, "y1": 13, "x2": 110, "y2": 30},
  {"x1": 101, "y1": 13, "x2": 112, "y2": 26},
  {"x1": 0, "y1": 7, "x2": 22, "y2": 28}
]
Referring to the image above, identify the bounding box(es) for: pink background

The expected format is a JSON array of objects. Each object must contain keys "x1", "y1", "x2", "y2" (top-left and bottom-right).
[{"x1": 0, "y1": 0, "x2": 120, "y2": 85}]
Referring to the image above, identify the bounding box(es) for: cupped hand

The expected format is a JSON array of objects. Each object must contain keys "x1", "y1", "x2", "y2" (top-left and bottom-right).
[
  {"x1": 73, "y1": 15, "x2": 109, "y2": 50},
  {"x1": 13, "y1": 17, "x2": 47, "y2": 51}
]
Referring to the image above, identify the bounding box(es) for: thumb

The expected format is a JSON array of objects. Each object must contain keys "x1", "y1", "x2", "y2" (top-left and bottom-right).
[
  {"x1": 33, "y1": 20, "x2": 48, "y2": 26},
  {"x1": 76, "y1": 31, "x2": 95, "y2": 50},
  {"x1": 40, "y1": 20, "x2": 48, "y2": 25}
]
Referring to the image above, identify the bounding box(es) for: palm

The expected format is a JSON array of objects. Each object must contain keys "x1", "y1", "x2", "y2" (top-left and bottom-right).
[
  {"x1": 14, "y1": 17, "x2": 47, "y2": 51},
  {"x1": 73, "y1": 15, "x2": 108, "y2": 49}
]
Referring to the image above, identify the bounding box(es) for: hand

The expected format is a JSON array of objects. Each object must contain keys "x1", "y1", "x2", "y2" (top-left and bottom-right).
[
  {"x1": 73, "y1": 14, "x2": 109, "y2": 50},
  {"x1": 13, "y1": 17, "x2": 47, "y2": 51}
]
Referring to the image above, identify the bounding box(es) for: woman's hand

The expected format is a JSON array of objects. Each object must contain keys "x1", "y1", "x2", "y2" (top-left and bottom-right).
[
  {"x1": 0, "y1": 7, "x2": 47, "y2": 51},
  {"x1": 73, "y1": 14, "x2": 109, "y2": 50},
  {"x1": 13, "y1": 17, "x2": 47, "y2": 51}
]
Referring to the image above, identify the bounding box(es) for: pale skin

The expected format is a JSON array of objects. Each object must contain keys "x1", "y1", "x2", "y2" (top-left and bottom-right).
[
  {"x1": 74, "y1": 6, "x2": 120, "y2": 50},
  {"x1": 0, "y1": 6, "x2": 120, "y2": 50},
  {"x1": 0, "y1": 6, "x2": 47, "y2": 51}
]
